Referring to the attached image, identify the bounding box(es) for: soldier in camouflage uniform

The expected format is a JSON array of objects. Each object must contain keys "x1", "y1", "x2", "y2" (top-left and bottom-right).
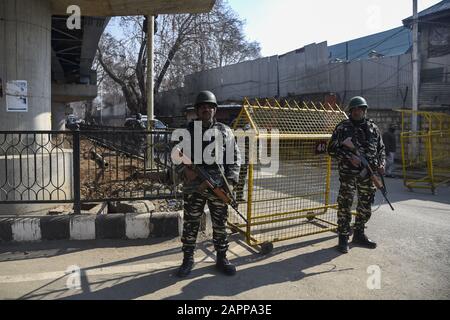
[
  {"x1": 328, "y1": 96, "x2": 386, "y2": 254},
  {"x1": 176, "y1": 90, "x2": 241, "y2": 277}
]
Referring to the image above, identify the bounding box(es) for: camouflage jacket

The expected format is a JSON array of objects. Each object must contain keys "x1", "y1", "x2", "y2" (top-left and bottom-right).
[
  {"x1": 176, "y1": 120, "x2": 241, "y2": 194},
  {"x1": 328, "y1": 118, "x2": 386, "y2": 175}
]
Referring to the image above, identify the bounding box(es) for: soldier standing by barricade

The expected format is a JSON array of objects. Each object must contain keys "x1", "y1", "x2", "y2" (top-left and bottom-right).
[
  {"x1": 328, "y1": 96, "x2": 386, "y2": 254},
  {"x1": 175, "y1": 90, "x2": 241, "y2": 277}
]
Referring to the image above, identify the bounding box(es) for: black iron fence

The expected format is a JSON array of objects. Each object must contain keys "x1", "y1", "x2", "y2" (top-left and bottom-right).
[{"x1": 0, "y1": 129, "x2": 179, "y2": 214}]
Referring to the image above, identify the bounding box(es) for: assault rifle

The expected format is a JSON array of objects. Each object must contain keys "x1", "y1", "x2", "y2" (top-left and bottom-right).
[
  {"x1": 173, "y1": 147, "x2": 248, "y2": 223},
  {"x1": 342, "y1": 138, "x2": 395, "y2": 211}
]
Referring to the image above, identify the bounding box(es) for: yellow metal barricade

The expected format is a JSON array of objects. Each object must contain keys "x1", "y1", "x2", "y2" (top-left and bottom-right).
[
  {"x1": 398, "y1": 110, "x2": 450, "y2": 194},
  {"x1": 230, "y1": 98, "x2": 348, "y2": 252}
]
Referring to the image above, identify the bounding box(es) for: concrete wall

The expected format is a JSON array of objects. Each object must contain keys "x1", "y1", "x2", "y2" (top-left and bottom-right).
[
  {"x1": 51, "y1": 102, "x2": 67, "y2": 131},
  {"x1": 278, "y1": 42, "x2": 329, "y2": 97},
  {"x1": 0, "y1": 0, "x2": 52, "y2": 131},
  {"x1": 156, "y1": 22, "x2": 450, "y2": 119},
  {"x1": 278, "y1": 43, "x2": 412, "y2": 109},
  {"x1": 184, "y1": 55, "x2": 279, "y2": 104},
  {"x1": 331, "y1": 54, "x2": 413, "y2": 109},
  {"x1": 159, "y1": 43, "x2": 415, "y2": 115},
  {"x1": 156, "y1": 87, "x2": 187, "y2": 118}
]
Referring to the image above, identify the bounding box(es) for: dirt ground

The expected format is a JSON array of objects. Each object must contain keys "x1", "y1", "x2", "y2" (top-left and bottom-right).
[{"x1": 79, "y1": 137, "x2": 176, "y2": 202}]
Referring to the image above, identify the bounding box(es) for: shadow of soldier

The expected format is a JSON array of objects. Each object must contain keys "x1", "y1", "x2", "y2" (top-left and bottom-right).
[
  {"x1": 166, "y1": 241, "x2": 349, "y2": 300},
  {"x1": 49, "y1": 235, "x2": 348, "y2": 300}
]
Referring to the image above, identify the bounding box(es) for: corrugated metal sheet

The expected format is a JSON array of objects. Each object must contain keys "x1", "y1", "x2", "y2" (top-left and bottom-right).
[
  {"x1": 328, "y1": 27, "x2": 411, "y2": 61},
  {"x1": 404, "y1": 0, "x2": 450, "y2": 24}
]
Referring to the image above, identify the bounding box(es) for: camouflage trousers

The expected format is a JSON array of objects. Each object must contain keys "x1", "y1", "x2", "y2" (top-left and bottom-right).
[
  {"x1": 181, "y1": 190, "x2": 229, "y2": 255},
  {"x1": 337, "y1": 172, "x2": 376, "y2": 236}
]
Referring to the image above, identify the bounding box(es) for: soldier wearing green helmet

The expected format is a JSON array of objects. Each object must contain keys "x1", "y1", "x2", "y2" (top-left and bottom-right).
[
  {"x1": 176, "y1": 90, "x2": 241, "y2": 278},
  {"x1": 195, "y1": 90, "x2": 219, "y2": 108},
  {"x1": 328, "y1": 96, "x2": 386, "y2": 254},
  {"x1": 347, "y1": 96, "x2": 368, "y2": 112}
]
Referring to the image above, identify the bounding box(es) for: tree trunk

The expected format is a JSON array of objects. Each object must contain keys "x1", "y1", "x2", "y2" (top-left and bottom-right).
[{"x1": 98, "y1": 48, "x2": 139, "y2": 114}]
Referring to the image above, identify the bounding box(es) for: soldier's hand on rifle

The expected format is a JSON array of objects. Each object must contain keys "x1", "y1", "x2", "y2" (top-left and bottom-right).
[
  {"x1": 378, "y1": 166, "x2": 386, "y2": 176},
  {"x1": 342, "y1": 137, "x2": 356, "y2": 152},
  {"x1": 349, "y1": 155, "x2": 361, "y2": 167},
  {"x1": 183, "y1": 166, "x2": 197, "y2": 181}
]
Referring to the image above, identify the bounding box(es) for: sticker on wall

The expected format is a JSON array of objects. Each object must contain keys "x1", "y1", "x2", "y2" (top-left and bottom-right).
[{"x1": 6, "y1": 80, "x2": 28, "y2": 112}]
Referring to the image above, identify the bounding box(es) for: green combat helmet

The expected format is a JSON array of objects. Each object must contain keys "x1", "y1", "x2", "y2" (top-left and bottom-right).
[
  {"x1": 195, "y1": 90, "x2": 218, "y2": 109},
  {"x1": 347, "y1": 96, "x2": 368, "y2": 112}
]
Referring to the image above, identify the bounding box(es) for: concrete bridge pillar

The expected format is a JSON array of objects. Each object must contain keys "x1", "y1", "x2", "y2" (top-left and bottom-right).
[
  {"x1": 0, "y1": 0, "x2": 52, "y2": 131},
  {"x1": 0, "y1": 0, "x2": 59, "y2": 215},
  {"x1": 52, "y1": 102, "x2": 67, "y2": 131}
]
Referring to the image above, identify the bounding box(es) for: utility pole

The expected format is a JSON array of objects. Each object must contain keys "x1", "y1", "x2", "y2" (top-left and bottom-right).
[
  {"x1": 146, "y1": 15, "x2": 155, "y2": 170},
  {"x1": 412, "y1": 0, "x2": 419, "y2": 133},
  {"x1": 146, "y1": 15, "x2": 155, "y2": 126}
]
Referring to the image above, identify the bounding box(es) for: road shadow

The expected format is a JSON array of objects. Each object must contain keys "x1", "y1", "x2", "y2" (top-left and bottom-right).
[
  {"x1": 17, "y1": 235, "x2": 348, "y2": 300},
  {"x1": 167, "y1": 242, "x2": 348, "y2": 300}
]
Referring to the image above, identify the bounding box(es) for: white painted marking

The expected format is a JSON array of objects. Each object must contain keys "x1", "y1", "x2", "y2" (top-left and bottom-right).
[
  {"x1": 125, "y1": 213, "x2": 151, "y2": 239},
  {"x1": 11, "y1": 218, "x2": 41, "y2": 242},
  {"x1": 0, "y1": 270, "x2": 68, "y2": 283},
  {"x1": 70, "y1": 215, "x2": 96, "y2": 240},
  {"x1": 0, "y1": 261, "x2": 184, "y2": 284}
]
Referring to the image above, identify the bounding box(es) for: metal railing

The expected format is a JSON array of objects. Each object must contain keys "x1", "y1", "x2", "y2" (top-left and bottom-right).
[
  {"x1": 0, "y1": 129, "x2": 179, "y2": 214},
  {"x1": 398, "y1": 110, "x2": 450, "y2": 194}
]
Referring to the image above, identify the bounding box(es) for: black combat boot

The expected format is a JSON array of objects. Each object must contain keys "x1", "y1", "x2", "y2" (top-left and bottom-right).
[
  {"x1": 177, "y1": 252, "x2": 194, "y2": 278},
  {"x1": 216, "y1": 251, "x2": 236, "y2": 276},
  {"x1": 353, "y1": 229, "x2": 377, "y2": 249},
  {"x1": 337, "y1": 234, "x2": 349, "y2": 254}
]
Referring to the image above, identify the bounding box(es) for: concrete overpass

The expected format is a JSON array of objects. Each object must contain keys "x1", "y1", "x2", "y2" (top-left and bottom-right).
[
  {"x1": 50, "y1": 15, "x2": 109, "y2": 130},
  {"x1": 0, "y1": 0, "x2": 215, "y2": 215},
  {"x1": 0, "y1": 0, "x2": 215, "y2": 131}
]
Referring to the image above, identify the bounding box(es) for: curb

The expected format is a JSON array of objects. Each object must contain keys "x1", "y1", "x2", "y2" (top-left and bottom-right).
[{"x1": 0, "y1": 211, "x2": 182, "y2": 243}]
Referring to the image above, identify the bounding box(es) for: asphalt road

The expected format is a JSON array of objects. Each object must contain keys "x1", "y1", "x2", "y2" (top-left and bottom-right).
[{"x1": 0, "y1": 177, "x2": 449, "y2": 300}]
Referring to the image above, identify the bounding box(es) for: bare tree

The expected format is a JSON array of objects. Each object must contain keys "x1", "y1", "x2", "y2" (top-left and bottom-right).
[
  {"x1": 96, "y1": 0, "x2": 261, "y2": 114},
  {"x1": 96, "y1": 17, "x2": 148, "y2": 115},
  {"x1": 154, "y1": 0, "x2": 261, "y2": 91}
]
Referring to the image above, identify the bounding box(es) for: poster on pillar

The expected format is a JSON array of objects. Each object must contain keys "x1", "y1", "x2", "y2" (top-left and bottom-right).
[{"x1": 6, "y1": 80, "x2": 28, "y2": 112}]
